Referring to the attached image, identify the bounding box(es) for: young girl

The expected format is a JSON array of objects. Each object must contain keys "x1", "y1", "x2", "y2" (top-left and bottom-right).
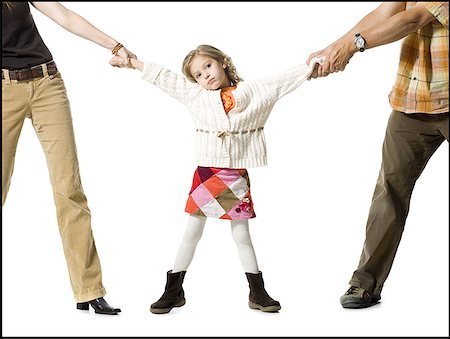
[{"x1": 111, "y1": 45, "x2": 323, "y2": 314}]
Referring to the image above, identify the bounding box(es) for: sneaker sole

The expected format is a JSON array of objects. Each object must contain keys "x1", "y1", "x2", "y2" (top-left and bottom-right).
[
  {"x1": 150, "y1": 299, "x2": 186, "y2": 314},
  {"x1": 341, "y1": 298, "x2": 380, "y2": 309},
  {"x1": 248, "y1": 301, "x2": 281, "y2": 312}
]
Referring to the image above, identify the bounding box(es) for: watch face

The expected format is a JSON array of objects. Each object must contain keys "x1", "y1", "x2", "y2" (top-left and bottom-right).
[{"x1": 356, "y1": 37, "x2": 364, "y2": 49}]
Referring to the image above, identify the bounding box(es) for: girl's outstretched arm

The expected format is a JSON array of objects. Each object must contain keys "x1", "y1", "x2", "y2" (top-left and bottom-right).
[
  {"x1": 109, "y1": 56, "x2": 201, "y2": 105},
  {"x1": 130, "y1": 58, "x2": 144, "y2": 71},
  {"x1": 258, "y1": 56, "x2": 324, "y2": 102}
]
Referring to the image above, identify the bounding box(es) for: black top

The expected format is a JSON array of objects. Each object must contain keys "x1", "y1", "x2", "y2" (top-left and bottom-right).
[{"x1": 2, "y1": 2, "x2": 53, "y2": 69}]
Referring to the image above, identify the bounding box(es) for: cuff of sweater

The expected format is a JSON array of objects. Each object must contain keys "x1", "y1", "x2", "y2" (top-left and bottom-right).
[
  {"x1": 305, "y1": 56, "x2": 325, "y2": 77},
  {"x1": 309, "y1": 56, "x2": 325, "y2": 68},
  {"x1": 141, "y1": 61, "x2": 164, "y2": 83}
]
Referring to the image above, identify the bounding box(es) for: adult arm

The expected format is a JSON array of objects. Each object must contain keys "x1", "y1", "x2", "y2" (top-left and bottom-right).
[
  {"x1": 31, "y1": 2, "x2": 135, "y2": 64},
  {"x1": 307, "y1": 2, "x2": 436, "y2": 78}
]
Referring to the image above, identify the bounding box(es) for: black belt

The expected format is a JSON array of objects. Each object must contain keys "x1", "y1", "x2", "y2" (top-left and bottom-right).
[{"x1": 2, "y1": 60, "x2": 58, "y2": 81}]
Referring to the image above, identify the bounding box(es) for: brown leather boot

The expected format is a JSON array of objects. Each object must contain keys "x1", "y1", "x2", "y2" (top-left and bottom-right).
[
  {"x1": 150, "y1": 270, "x2": 186, "y2": 314},
  {"x1": 246, "y1": 271, "x2": 281, "y2": 312}
]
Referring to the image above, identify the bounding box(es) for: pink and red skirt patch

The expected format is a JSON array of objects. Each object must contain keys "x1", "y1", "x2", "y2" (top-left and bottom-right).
[{"x1": 185, "y1": 166, "x2": 256, "y2": 220}]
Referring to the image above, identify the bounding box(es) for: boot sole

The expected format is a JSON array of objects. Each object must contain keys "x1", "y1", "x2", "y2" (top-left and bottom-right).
[
  {"x1": 248, "y1": 301, "x2": 281, "y2": 312},
  {"x1": 150, "y1": 299, "x2": 186, "y2": 314}
]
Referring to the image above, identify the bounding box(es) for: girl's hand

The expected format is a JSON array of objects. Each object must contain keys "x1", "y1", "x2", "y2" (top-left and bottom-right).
[{"x1": 306, "y1": 49, "x2": 325, "y2": 80}]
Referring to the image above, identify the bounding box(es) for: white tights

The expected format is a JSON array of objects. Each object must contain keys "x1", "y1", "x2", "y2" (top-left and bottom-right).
[{"x1": 172, "y1": 214, "x2": 259, "y2": 274}]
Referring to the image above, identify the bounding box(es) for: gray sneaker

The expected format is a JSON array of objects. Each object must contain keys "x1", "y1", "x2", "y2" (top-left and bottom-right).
[{"x1": 340, "y1": 286, "x2": 381, "y2": 309}]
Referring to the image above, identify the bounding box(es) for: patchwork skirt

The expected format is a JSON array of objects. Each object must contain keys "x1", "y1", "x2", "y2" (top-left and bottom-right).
[{"x1": 185, "y1": 166, "x2": 256, "y2": 220}]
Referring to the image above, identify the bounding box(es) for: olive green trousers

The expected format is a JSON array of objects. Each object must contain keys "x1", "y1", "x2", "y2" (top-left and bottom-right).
[{"x1": 350, "y1": 110, "x2": 449, "y2": 294}]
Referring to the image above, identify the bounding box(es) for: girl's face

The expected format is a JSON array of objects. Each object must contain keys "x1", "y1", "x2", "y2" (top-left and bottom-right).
[{"x1": 189, "y1": 54, "x2": 230, "y2": 90}]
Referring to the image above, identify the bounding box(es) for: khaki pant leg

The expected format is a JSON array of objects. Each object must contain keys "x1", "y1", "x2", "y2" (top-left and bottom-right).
[
  {"x1": 30, "y1": 73, "x2": 106, "y2": 302},
  {"x1": 349, "y1": 110, "x2": 447, "y2": 293},
  {"x1": 2, "y1": 77, "x2": 29, "y2": 205}
]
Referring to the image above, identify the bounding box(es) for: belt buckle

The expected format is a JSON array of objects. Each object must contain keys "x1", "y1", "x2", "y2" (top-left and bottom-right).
[{"x1": 31, "y1": 64, "x2": 44, "y2": 78}]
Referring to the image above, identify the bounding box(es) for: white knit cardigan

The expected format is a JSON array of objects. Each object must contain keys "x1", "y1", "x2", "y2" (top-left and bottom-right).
[{"x1": 141, "y1": 57, "x2": 322, "y2": 168}]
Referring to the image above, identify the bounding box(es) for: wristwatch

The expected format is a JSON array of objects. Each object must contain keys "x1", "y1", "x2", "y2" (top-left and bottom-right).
[{"x1": 354, "y1": 33, "x2": 366, "y2": 52}]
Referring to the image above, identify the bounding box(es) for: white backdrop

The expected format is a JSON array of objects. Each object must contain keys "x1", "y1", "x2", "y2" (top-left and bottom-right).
[{"x1": 2, "y1": 1, "x2": 449, "y2": 337}]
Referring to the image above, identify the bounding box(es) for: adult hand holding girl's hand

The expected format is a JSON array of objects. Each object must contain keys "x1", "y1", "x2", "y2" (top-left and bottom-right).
[
  {"x1": 306, "y1": 39, "x2": 355, "y2": 80},
  {"x1": 116, "y1": 46, "x2": 136, "y2": 68},
  {"x1": 109, "y1": 55, "x2": 129, "y2": 68},
  {"x1": 306, "y1": 49, "x2": 325, "y2": 80},
  {"x1": 109, "y1": 55, "x2": 143, "y2": 71}
]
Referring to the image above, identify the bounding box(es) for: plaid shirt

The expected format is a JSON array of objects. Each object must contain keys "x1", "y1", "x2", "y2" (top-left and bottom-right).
[{"x1": 389, "y1": 2, "x2": 449, "y2": 114}]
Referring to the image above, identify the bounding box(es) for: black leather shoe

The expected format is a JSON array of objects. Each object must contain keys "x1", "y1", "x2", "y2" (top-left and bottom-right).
[{"x1": 76, "y1": 297, "x2": 121, "y2": 315}]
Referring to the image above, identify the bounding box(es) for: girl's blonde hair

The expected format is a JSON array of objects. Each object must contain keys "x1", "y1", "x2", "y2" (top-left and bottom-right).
[{"x1": 182, "y1": 45, "x2": 242, "y2": 85}]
